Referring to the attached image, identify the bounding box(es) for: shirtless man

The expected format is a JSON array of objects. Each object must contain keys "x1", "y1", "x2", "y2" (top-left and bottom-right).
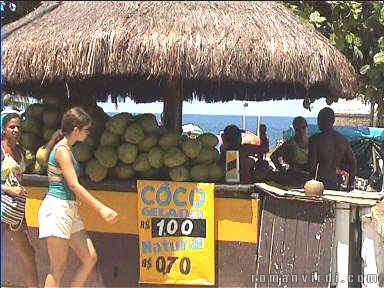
[{"x1": 308, "y1": 107, "x2": 357, "y2": 190}]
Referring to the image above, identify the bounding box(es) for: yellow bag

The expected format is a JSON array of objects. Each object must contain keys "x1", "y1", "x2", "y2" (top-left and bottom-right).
[{"x1": 1, "y1": 151, "x2": 20, "y2": 180}]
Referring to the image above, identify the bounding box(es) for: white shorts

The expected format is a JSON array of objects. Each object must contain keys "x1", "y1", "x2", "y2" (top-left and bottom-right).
[{"x1": 38, "y1": 195, "x2": 84, "y2": 239}]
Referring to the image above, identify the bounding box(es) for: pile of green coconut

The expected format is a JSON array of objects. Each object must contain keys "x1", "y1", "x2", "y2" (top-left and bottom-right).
[{"x1": 21, "y1": 98, "x2": 224, "y2": 183}]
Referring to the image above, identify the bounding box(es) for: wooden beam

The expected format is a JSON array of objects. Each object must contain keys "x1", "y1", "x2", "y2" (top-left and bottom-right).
[
  {"x1": 332, "y1": 202, "x2": 351, "y2": 288},
  {"x1": 162, "y1": 79, "x2": 183, "y2": 132}
]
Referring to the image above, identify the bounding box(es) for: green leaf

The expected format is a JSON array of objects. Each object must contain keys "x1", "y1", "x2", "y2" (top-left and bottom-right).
[
  {"x1": 345, "y1": 33, "x2": 354, "y2": 45},
  {"x1": 303, "y1": 99, "x2": 312, "y2": 111},
  {"x1": 330, "y1": 33, "x2": 337, "y2": 46},
  {"x1": 351, "y1": 2, "x2": 362, "y2": 19},
  {"x1": 380, "y1": 6, "x2": 384, "y2": 24},
  {"x1": 360, "y1": 65, "x2": 370, "y2": 75},
  {"x1": 309, "y1": 11, "x2": 326, "y2": 24},
  {"x1": 290, "y1": 5, "x2": 298, "y2": 13},
  {"x1": 378, "y1": 37, "x2": 384, "y2": 50},
  {"x1": 374, "y1": 51, "x2": 384, "y2": 64},
  {"x1": 334, "y1": 33, "x2": 345, "y2": 50},
  {"x1": 317, "y1": 16, "x2": 327, "y2": 23},
  {"x1": 353, "y1": 46, "x2": 363, "y2": 60},
  {"x1": 353, "y1": 36, "x2": 362, "y2": 47},
  {"x1": 372, "y1": 2, "x2": 382, "y2": 13}
]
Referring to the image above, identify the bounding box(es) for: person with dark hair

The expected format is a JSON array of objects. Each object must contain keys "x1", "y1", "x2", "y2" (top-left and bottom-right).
[
  {"x1": 253, "y1": 124, "x2": 272, "y2": 178},
  {"x1": 38, "y1": 107, "x2": 118, "y2": 287},
  {"x1": 270, "y1": 116, "x2": 310, "y2": 186},
  {"x1": 1, "y1": 113, "x2": 38, "y2": 287},
  {"x1": 257, "y1": 124, "x2": 269, "y2": 161},
  {"x1": 309, "y1": 107, "x2": 357, "y2": 190},
  {"x1": 271, "y1": 117, "x2": 309, "y2": 171},
  {"x1": 220, "y1": 124, "x2": 268, "y2": 183}
]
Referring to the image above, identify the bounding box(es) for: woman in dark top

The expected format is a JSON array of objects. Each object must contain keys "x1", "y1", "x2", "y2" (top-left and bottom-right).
[{"x1": 270, "y1": 116, "x2": 310, "y2": 186}]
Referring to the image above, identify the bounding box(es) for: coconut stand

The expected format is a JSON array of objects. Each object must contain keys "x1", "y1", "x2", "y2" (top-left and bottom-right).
[{"x1": 2, "y1": 2, "x2": 383, "y2": 287}]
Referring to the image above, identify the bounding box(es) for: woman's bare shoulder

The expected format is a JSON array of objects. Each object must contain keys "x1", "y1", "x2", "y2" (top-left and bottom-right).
[{"x1": 54, "y1": 144, "x2": 71, "y2": 159}]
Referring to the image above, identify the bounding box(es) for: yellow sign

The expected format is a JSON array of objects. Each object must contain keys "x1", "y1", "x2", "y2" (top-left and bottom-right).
[
  {"x1": 137, "y1": 180, "x2": 215, "y2": 285},
  {"x1": 225, "y1": 150, "x2": 240, "y2": 183}
]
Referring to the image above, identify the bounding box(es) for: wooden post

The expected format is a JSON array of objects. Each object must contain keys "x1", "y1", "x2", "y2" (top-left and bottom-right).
[
  {"x1": 162, "y1": 79, "x2": 183, "y2": 132},
  {"x1": 377, "y1": 98, "x2": 384, "y2": 127},
  {"x1": 331, "y1": 202, "x2": 351, "y2": 288},
  {"x1": 360, "y1": 206, "x2": 381, "y2": 288},
  {"x1": 370, "y1": 102, "x2": 375, "y2": 127}
]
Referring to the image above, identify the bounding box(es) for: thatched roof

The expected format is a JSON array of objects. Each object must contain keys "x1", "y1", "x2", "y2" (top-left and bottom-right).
[{"x1": 2, "y1": 1, "x2": 357, "y2": 103}]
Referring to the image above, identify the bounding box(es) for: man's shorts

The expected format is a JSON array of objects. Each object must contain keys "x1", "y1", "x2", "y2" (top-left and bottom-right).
[{"x1": 38, "y1": 194, "x2": 84, "y2": 239}]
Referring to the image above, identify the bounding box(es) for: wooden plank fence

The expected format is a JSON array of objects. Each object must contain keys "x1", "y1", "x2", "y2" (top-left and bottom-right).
[{"x1": 256, "y1": 196, "x2": 335, "y2": 287}]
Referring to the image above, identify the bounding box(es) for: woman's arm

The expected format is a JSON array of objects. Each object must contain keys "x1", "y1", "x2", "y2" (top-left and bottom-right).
[
  {"x1": 242, "y1": 143, "x2": 268, "y2": 156},
  {"x1": 1, "y1": 184, "x2": 26, "y2": 197},
  {"x1": 259, "y1": 137, "x2": 269, "y2": 155},
  {"x1": 270, "y1": 143, "x2": 286, "y2": 171},
  {"x1": 55, "y1": 146, "x2": 118, "y2": 223}
]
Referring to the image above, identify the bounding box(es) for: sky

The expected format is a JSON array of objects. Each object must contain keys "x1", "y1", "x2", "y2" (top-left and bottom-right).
[{"x1": 98, "y1": 98, "x2": 371, "y2": 118}]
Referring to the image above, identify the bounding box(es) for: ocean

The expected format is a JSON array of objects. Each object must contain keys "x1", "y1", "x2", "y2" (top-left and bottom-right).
[
  {"x1": 108, "y1": 112, "x2": 317, "y2": 148},
  {"x1": 181, "y1": 114, "x2": 317, "y2": 147}
]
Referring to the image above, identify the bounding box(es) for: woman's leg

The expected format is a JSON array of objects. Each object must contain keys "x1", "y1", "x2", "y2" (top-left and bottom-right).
[
  {"x1": 3, "y1": 224, "x2": 38, "y2": 287},
  {"x1": 44, "y1": 236, "x2": 69, "y2": 287},
  {"x1": 68, "y1": 230, "x2": 98, "y2": 287}
]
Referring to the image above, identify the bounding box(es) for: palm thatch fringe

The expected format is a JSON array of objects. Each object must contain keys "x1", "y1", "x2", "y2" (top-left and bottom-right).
[{"x1": 2, "y1": 1, "x2": 357, "y2": 102}]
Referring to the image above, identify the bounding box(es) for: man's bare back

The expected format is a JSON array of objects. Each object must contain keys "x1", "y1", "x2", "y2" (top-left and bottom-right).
[
  {"x1": 309, "y1": 130, "x2": 355, "y2": 189},
  {"x1": 309, "y1": 108, "x2": 356, "y2": 190}
]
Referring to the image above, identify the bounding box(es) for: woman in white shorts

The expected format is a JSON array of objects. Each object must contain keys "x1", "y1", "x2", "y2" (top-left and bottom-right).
[{"x1": 38, "y1": 107, "x2": 118, "y2": 287}]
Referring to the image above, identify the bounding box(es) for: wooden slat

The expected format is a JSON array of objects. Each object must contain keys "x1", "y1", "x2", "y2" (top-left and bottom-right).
[
  {"x1": 307, "y1": 202, "x2": 323, "y2": 287},
  {"x1": 317, "y1": 204, "x2": 335, "y2": 288},
  {"x1": 324, "y1": 190, "x2": 383, "y2": 200},
  {"x1": 256, "y1": 196, "x2": 276, "y2": 287},
  {"x1": 280, "y1": 200, "x2": 298, "y2": 288},
  {"x1": 255, "y1": 183, "x2": 288, "y2": 197},
  {"x1": 23, "y1": 174, "x2": 261, "y2": 199},
  {"x1": 257, "y1": 197, "x2": 336, "y2": 287},
  {"x1": 320, "y1": 195, "x2": 377, "y2": 206},
  {"x1": 255, "y1": 183, "x2": 378, "y2": 206},
  {"x1": 293, "y1": 188, "x2": 384, "y2": 200},
  {"x1": 269, "y1": 198, "x2": 287, "y2": 287},
  {"x1": 292, "y1": 201, "x2": 310, "y2": 287}
]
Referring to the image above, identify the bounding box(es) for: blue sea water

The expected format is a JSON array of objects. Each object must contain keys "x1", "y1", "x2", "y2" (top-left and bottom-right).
[
  {"x1": 181, "y1": 114, "x2": 317, "y2": 148},
  {"x1": 108, "y1": 112, "x2": 316, "y2": 148}
]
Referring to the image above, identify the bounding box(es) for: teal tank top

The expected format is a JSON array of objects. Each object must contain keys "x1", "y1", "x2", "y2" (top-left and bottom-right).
[{"x1": 47, "y1": 144, "x2": 81, "y2": 200}]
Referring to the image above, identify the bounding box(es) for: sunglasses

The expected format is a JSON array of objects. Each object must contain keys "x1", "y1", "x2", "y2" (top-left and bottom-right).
[
  {"x1": 81, "y1": 126, "x2": 91, "y2": 132},
  {"x1": 294, "y1": 126, "x2": 307, "y2": 131}
]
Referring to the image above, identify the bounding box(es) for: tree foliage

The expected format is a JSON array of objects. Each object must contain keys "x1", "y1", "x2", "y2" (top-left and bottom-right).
[
  {"x1": 1, "y1": 1, "x2": 41, "y2": 25},
  {"x1": 286, "y1": 1, "x2": 384, "y2": 126},
  {"x1": 1, "y1": 1, "x2": 41, "y2": 109},
  {"x1": 1, "y1": 1, "x2": 383, "y2": 125}
]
